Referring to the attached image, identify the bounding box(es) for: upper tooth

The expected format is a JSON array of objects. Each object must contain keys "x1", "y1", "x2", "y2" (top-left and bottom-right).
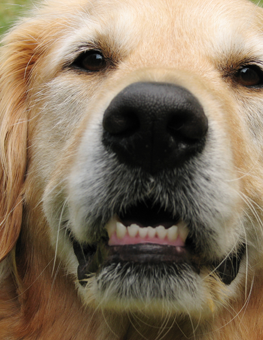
[
  {"x1": 116, "y1": 222, "x2": 126, "y2": 239},
  {"x1": 128, "y1": 224, "x2": 139, "y2": 238},
  {"x1": 106, "y1": 217, "x2": 189, "y2": 244},
  {"x1": 138, "y1": 227, "x2": 148, "y2": 238},
  {"x1": 167, "y1": 225, "x2": 178, "y2": 241},
  {"x1": 155, "y1": 226, "x2": 166, "y2": 239},
  {"x1": 105, "y1": 218, "x2": 116, "y2": 238},
  {"x1": 147, "y1": 226, "x2": 156, "y2": 238}
]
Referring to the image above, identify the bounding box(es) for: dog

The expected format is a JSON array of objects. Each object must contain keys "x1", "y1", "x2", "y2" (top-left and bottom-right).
[{"x1": 1, "y1": 0, "x2": 263, "y2": 338}]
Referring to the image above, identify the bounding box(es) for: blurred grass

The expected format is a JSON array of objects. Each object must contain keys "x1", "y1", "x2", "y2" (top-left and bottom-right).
[
  {"x1": 0, "y1": 0, "x2": 263, "y2": 36},
  {"x1": 0, "y1": 0, "x2": 32, "y2": 36},
  {"x1": 254, "y1": 0, "x2": 263, "y2": 6}
]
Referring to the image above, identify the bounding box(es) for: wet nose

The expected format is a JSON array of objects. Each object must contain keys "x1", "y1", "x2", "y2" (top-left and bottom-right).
[{"x1": 102, "y1": 82, "x2": 208, "y2": 174}]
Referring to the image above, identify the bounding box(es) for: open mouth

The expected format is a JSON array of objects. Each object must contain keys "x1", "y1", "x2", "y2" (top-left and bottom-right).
[{"x1": 72, "y1": 201, "x2": 245, "y2": 287}]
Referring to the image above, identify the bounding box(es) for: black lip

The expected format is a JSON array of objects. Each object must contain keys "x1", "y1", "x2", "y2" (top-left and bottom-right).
[
  {"x1": 107, "y1": 244, "x2": 192, "y2": 263},
  {"x1": 214, "y1": 244, "x2": 245, "y2": 285},
  {"x1": 73, "y1": 237, "x2": 245, "y2": 287},
  {"x1": 73, "y1": 241, "x2": 197, "y2": 283}
]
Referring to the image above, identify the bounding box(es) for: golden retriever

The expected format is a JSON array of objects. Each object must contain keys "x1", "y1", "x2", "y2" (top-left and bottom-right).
[{"x1": 1, "y1": 0, "x2": 263, "y2": 338}]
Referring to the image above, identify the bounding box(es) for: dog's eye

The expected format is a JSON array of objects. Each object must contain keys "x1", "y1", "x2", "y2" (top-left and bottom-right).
[
  {"x1": 73, "y1": 50, "x2": 106, "y2": 72},
  {"x1": 236, "y1": 66, "x2": 263, "y2": 87}
]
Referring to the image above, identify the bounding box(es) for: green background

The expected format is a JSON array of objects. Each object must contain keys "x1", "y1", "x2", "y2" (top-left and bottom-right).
[
  {"x1": 0, "y1": 0, "x2": 263, "y2": 35},
  {"x1": 0, "y1": 0, "x2": 32, "y2": 35}
]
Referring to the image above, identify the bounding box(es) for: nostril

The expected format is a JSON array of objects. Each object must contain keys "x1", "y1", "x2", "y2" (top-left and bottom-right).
[
  {"x1": 168, "y1": 115, "x2": 185, "y2": 134},
  {"x1": 103, "y1": 108, "x2": 140, "y2": 137},
  {"x1": 168, "y1": 107, "x2": 208, "y2": 142}
]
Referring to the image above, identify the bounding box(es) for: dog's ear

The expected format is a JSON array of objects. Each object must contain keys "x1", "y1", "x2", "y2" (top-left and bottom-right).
[
  {"x1": 0, "y1": 25, "x2": 39, "y2": 261},
  {"x1": 0, "y1": 12, "x2": 67, "y2": 262}
]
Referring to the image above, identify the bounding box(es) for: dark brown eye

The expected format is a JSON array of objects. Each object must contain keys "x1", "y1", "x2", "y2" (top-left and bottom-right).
[
  {"x1": 73, "y1": 50, "x2": 106, "y2": 72},
  {"x1": 236, "y1": 66, "x2": 262, "y2": 87}
]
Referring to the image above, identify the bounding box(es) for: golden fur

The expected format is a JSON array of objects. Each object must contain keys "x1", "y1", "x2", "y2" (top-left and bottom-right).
[{"x1": 1, "y1": 0, "x2": 263, "y2": 338}]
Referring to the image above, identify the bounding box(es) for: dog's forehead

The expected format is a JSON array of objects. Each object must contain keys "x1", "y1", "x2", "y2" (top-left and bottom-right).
[{"x1": 58, "y1": 0, "x2": 263, "y2": 64}]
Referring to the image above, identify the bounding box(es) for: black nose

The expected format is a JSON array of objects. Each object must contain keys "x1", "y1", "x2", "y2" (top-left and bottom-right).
[{"x1": 102, "y1": 82, "x2": 208, "y2": 174}]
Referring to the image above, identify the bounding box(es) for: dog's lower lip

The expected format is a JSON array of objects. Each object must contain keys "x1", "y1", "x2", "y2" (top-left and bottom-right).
[
  {"x1": 74, "y1": 241, "x2": 197, "y2": 284},
  {"x1": 107, "y1": 244, "x2": 190, "y2": 264}
]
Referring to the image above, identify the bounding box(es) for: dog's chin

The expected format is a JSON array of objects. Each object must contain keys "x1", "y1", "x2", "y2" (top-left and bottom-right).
[
  {"x1": 69, "y1": 200, "x2": 245, "y2": 314},
  {"x1": 72, "y1": 241, "x2": 244, "y2": 315}
]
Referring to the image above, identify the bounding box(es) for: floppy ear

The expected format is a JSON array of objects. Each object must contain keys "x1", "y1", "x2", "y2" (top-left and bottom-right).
[
  {"x1": 0, "y1": 11, "x2": 69, "y2": 262},
  {"x1": 0, "y1": 25, "x2": 38, "y2": 261}
]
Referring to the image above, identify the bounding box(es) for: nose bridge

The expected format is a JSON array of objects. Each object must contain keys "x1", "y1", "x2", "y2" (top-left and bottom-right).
[
  {"x1": 116, "y1": 26, "x2": 214, "y2": 96},
  {"x1": 126, "y1": 36, "x2": 203, "y2": 75}
]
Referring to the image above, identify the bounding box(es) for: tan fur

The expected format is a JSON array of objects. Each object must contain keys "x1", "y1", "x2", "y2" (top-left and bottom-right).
[{"x1": 1, "y1": 0, "x2": 263, "y2": 338}]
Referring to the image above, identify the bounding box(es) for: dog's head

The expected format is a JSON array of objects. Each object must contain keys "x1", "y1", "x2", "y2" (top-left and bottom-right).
[{"x1": 1, "y1": 0, "x2": 263, "y2": 334}]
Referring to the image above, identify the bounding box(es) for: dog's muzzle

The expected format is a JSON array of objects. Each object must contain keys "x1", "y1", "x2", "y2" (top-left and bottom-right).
[{"x1": 71, "y1": 82, "x2": 244, "y2": 290}]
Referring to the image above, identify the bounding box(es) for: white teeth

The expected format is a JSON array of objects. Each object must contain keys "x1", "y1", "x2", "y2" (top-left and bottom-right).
[
  {"x1": 105, "y1": 218, "x2": 116, "y2": 238},
  {"x1": 116, "y1": 222, "x2": 127, "y2": 239},
  {"x1": 138, "y1": 227, "x2": 148, "y2": 238},
  {"x1": 128, "y1": 224, "x2": 139, "y2": 238},
  {"x1": 147, "y1": 226, "x2": 156, "y2": 238},
  {"x1": 167, "y1": 225, "x2": 178, "y2": 241},
  {"x1": 155, "y1": 226, "x2": 166, "y2": 239},
  {"x1": 106, "y1": 217, "x2": 189, "y2": 243}
]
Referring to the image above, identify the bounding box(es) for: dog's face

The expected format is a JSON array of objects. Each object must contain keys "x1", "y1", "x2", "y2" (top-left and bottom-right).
[{"x1": 2, "y1": 0, "x2": 263, "y2": 333}]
